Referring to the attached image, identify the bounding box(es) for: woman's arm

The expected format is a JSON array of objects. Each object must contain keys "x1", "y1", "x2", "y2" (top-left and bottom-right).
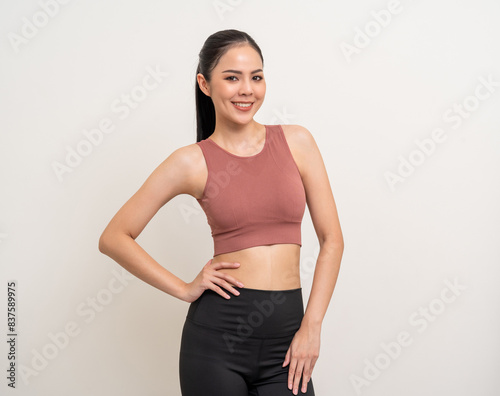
[
  {"x1": 281, "y1": 124, "x2": 344, "y2": 394},
  {"x1": 98, "y1": 144, "x2": 201, "y2": 302},
  {"x1": 290, "y1": 124, "x2": 344, "y2": 327}
]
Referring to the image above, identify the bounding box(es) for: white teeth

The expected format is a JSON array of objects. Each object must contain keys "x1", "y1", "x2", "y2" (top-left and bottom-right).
[{"x1": 233, "y1": 102, "x2": 252, "y2": 107}]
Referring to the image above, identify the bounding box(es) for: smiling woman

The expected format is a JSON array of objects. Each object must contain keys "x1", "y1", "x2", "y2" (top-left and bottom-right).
[
  {"x1": 222, "y1": 67, "x2": 263, "y2": 110},
  {"x1": 195, "y1": 39, "x2": 267, "y2": 145},
  {"x1": 98, "y1": 29, "x2": 344, "y2": 396}
]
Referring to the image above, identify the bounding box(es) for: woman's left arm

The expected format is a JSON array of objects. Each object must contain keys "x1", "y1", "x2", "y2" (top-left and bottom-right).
[{"x1": 281, "y1": 125, "x2": 344, "y2": 395}]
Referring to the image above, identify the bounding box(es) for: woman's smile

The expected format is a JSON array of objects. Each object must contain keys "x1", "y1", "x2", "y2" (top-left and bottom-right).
[{"x1": 232, "y1": 101, "x2": 254, "y2": 111}]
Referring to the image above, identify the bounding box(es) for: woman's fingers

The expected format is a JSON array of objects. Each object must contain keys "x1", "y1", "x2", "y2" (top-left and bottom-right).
[
  {"x1": 209, "y1": 260, "x2": 243, "y2": 282},
  {"x1": 210, "y1": 260, "x2": 241, "y2": 270},
  {"x1": 207, "y1": 260, "x2": 245, "y2": 299},
  {"x1": 293, "y1": 361, "x2": 305, "y2": 395},
  {"x1": 209, "y1": 283, "x2": 232, "y2": 299},
  {"x1": 219, "y1": 270, "x2": 245, "y2": 288},
  {"x1": 210, "y1": 276, "x2": 240, "y2": 298},
  {"x1": 301, "y1": 359, "x2": 312, "y2": 393}
]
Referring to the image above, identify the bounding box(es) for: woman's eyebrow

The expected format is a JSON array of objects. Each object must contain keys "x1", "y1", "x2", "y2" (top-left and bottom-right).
[{"x1": 221, "y1": 69, "x2": 263, "y2": 74}]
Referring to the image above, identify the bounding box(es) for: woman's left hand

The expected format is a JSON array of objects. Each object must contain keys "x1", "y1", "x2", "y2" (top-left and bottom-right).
[{"x1": 282, "y1": 323, "x2": 321, "y2": 395}]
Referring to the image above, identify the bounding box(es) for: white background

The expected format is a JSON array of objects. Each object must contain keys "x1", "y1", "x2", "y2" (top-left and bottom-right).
[{"x1": 1, "y1": 0, "x2": 499, "y2": 395}]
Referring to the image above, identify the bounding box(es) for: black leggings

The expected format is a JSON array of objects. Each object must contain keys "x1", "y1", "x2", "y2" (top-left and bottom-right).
[{"x1": 179, "y1": 286, "x2": 315, "y2": 396}]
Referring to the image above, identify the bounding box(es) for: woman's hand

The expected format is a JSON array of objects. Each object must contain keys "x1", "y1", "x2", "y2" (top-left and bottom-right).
[
  {"x1": 182, "y1": 259, "x2": 245, "y2": 302},
  {"x1": 282, "y1": 323, "x2": 321, "y2": 395}
]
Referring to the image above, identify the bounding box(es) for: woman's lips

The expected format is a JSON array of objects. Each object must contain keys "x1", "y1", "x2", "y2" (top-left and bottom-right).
[{"x1": 232, "y1": 102, "x2": 254, "y2": 111}]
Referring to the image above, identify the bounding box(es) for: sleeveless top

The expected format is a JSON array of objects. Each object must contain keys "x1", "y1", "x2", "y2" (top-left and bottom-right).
[{"x1": 196, "y1": 124, "x2": 306, "y2": 256}]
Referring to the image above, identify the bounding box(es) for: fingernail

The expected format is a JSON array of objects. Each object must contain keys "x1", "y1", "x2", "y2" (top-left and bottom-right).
[{"x1": 238, "y1": 282, "x2": 244, "y2": 287}]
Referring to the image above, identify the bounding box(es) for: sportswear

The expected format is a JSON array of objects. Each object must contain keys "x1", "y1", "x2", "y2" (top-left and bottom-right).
[
  {"x1": 196, "y1": 125, "x2": 306, "y2": 256},
  {"x1": 179, "y1": 286, "x2": 315, "y2": 395}
]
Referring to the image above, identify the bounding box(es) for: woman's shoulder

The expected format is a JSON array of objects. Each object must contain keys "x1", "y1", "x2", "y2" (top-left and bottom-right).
[
  {"x1": 165, "y1": 141, "x2": 206, "y2": 172},
  {"x1": 153, "y1": 141, "x2": 206, "y2": 199},
  {"x1": 279, "y1": 124, "x2": 317, "y2": 152}
]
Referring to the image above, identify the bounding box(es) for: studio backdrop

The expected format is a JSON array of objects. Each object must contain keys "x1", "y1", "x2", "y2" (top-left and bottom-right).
[{"x1": 1, "y1": 0, "x2": 499, "y2": 395}]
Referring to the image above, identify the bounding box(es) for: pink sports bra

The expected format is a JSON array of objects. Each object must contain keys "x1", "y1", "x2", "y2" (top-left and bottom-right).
[{"x1": 196, "y1": 124, "x2": 306, "y2": 256}]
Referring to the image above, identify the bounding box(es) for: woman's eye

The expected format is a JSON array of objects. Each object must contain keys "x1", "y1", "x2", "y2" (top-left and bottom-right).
[{"x1": 225, "y1": 75, "x2": 263, "y2": 81}]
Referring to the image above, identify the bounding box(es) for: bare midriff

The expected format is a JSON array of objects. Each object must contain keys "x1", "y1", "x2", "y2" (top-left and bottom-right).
[{"x1": 211, "y1": 243, "x2": 301, "y2": 291}]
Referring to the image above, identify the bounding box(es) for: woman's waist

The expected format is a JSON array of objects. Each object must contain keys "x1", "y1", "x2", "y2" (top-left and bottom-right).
[{"x1": 211, "y1": 243, "x2": 301, "y2": 290}]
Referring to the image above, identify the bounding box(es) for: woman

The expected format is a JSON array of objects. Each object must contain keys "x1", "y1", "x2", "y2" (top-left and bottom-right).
[{"x1": 98, "y1": 29, "x2": 344, "y2": 396}]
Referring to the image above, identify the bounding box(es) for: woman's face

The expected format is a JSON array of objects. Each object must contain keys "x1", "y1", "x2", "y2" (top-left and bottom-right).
[{"x1": 198, "y1": 44, "x2": 266, "y2": 127}]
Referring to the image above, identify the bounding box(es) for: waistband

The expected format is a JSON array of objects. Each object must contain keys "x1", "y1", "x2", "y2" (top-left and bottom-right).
[{"x1": 186, "y1": 286, "x2": 304, "y2": 339}]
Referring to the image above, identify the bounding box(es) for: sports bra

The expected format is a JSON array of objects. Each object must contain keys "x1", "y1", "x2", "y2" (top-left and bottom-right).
[{"x1": 196, "y1": 124, "x2": 306, "y2": 256}]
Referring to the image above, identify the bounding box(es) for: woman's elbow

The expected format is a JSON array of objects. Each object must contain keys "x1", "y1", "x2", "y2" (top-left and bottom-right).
[
  {"x1": 336, "y1": 235, "x2": 344, "y2": 250},
  {"x1": 98, "y1": 228, "x2": 133, "y2": 254},
  {"x1": 98, "y1": 232, "x2": 112, "y2": 254},
  {"x1": 320, "y1": 231, "x2": 343, "y2": 248}
]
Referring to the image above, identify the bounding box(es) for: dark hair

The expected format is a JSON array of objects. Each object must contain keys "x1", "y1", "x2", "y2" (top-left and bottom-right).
[{"x1": 195, "y1": 29, "x2": 264, "y2": 142}]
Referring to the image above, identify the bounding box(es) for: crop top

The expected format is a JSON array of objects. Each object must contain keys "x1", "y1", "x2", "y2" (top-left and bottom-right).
[{"x1": 195, "y1": 124, "x2": 307, "y2": 256}]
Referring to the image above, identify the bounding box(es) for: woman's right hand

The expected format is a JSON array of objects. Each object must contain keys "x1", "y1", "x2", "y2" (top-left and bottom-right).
[{"x1": 182, "y1": 259, "x2": 245, "y2": 303}]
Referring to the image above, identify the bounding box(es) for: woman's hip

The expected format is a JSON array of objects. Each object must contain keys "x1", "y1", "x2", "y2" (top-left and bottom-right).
[{"x1": 185, "y1": 286, "x2": 305, "y2": 339}]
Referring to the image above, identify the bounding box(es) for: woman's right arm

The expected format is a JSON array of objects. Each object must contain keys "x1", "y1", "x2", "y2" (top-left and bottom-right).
[{"x1": 98, "y1": 144, "x2": 200, "y2": 302}]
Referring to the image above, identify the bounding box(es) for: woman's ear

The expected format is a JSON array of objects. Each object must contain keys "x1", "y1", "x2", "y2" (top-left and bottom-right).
[{"x1": 197, "y1": 73, "x2": 211, "y2": 97}]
